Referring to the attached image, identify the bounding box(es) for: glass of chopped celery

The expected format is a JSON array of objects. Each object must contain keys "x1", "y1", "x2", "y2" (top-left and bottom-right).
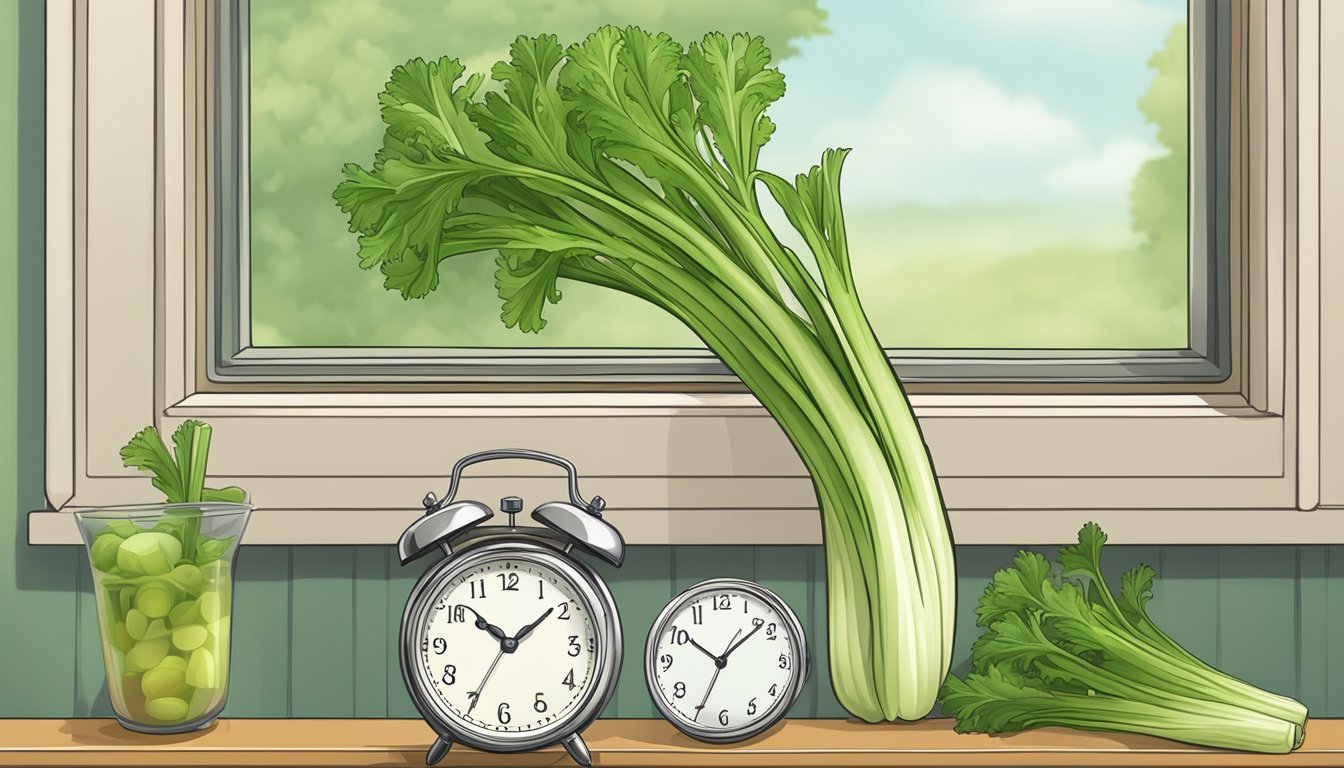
[{"x1": 75, "y1": 501, "x2": 251, "y2": 733}]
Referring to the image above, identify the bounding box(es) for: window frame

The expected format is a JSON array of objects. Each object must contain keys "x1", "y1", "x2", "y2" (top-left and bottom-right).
[
  {"x1": 211, "y1": 0, "x2": 1229, "y2": 388},
  {"x1": 35, "y1": 0, "x2": 1339, "y2": 546}
]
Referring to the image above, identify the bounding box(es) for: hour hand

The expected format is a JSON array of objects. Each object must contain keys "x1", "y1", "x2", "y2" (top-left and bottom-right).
[
  {"x1": 687, "y1": 636, "x2": 721, "y2": 663},
  {"x1": 461, "y1": 606, "x2": 507, "y2": 643}
]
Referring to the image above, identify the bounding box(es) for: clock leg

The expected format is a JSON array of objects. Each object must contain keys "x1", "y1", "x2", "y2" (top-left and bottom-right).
[
  {"x1": 562, "y1": 732, "x2": 592, "y2": 767},
  {"x1": 425, "y1": 735, "x2": 453, "y2": 766}
]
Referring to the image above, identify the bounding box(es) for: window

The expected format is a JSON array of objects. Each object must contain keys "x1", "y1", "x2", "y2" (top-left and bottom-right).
[
  {"x1": 222, "y1": 0, "x2": 1224, "y2": 384},
  {"x1": 35, "y1": 0, "x2": 1334, "y2": 546}
]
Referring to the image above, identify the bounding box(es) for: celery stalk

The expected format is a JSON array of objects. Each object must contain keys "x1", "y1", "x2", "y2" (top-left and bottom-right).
[{"x1": 333, "y1": 30, "x2": 957, "y2": 720}]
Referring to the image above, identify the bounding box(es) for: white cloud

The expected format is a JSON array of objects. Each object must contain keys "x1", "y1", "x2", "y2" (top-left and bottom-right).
[
  {"x1": 1046, "y1": 136, "x2": 1163, "y2": 196},
  {"x1": 765, "y1": 65, "x2": 1164, "y2": 207},
  {"x1": 963, "y1": 0, "x2": 1183, "y2": 48},
  {"x1": 790, "y1": 66, "x2": 1086, "y2": 204}
]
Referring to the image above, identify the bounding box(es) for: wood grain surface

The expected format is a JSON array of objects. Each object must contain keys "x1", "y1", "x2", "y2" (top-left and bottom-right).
[{"x1": 1, "y1": 718, "x2": 1342, "y2": 767}]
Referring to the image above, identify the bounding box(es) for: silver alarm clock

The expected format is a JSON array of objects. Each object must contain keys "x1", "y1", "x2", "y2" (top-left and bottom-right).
[
  {"x1": 645, "y1": 579, "x2": 808, "y2": 743},
  {"x1": 397, "y1": 449, "x2": 624, "y2": 767}
]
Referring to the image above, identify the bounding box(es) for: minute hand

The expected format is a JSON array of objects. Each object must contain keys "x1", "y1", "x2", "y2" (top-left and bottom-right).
[
  {"x1": 720, "y1": 621, "x2": 764, "y2": 662},
  {"x1": 511, "y1": 607, "x2": 554, "y2": 646}
]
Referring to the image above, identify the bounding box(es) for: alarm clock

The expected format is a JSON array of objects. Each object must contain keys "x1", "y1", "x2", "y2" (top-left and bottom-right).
[
  {"x1": 645, "y1": 579, "x2": 807, "y2": 743},
  {"x1": 397, "y1": 449, "x2": 624, "y2": 767}
]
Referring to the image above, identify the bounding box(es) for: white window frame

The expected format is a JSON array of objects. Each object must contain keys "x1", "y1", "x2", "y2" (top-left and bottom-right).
[{"x1": 34, "y1": 0, "x2": 1340, "y2": 545}]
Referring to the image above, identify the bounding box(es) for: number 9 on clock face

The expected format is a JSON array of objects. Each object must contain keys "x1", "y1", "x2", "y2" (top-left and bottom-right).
[
  {"x1": 400, "y1": 542, "x2": 621, "y2": 753},
  {"x1": 645, "y1": 579, "x2": 808, "y2": 743}
]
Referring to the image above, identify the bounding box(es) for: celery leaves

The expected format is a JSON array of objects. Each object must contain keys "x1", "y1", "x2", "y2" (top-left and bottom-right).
[
  {"x1": 120, "y1": 427, "x2": 185, "y2": 502},
  {"x1": 941, "y1": 523, "x2": 1308, "y2": 753},
  {"x1": 119, "y1": 422, "x2": 246, "y2": 508}
]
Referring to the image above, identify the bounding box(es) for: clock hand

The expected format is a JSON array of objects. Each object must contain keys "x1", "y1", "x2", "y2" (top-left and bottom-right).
[
  {"x1": 460, "y1": 605, "x2": 508, "y2": 644},
  {"x1": 686, "y1": 636, "x2": 721, "y2": 663},
  {"x1": 692, "y1": 665, "x2": 724, "y2": 722},
  {"x1": 691, "y1": 629, "x2": 740, "y2": 721},
  {"x1": 465, "y1": 647, "x2": 507, "y2": 716},
  {"x1": 720, "y1": 619, "x2": 766, "y2": 663},
  {"x1": 511, "y1": 607, "x2": 554, "y2": 646}
]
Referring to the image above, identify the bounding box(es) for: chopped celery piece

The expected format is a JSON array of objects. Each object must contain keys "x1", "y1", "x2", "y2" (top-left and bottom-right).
[
  {"x1": 186, "y1": 648, "x2": 217, "y2": 689},
  {"x1": 90, "y1": 534, "x2": 122, "y2": 572},
  {"x1": 144, "y1": 697, "x2": 189, "y2": 722},
  {"x1": 116, "y1": 532, "x2": 182, "y2": 576},
  {"x1": 126, "y1": 638, "x2": 170, "y2": 672},
  {"x1": 103, "y1": 520, "x2": 142, "y2": 539},
  {"x1": 140, "y1": 656, "x2": 189, "y2": 700},
  {"x1": 135, "y1": 584, "x2": 174, "y2": 619},
  {"x1": 111, "y1": 622, "x2": 135, "y2": 653},
  {"x1": 142, "y1": 619, "x2": 170, "y2": 641},
  {"x1": 197, "y1": 592, "x2": 222, "y2": 623},
  {"x1": 169, "y1": 564, "x2": 205, "y2": 596},
  {"x1": 125, "y1": 609, "x2": 149, "y2": 641},
  {"x1": 172, "y1": 625, "x2": 208, "y2": 652},
  {"x1": 169, "y1": 600, "x2": 200, "y2": 628}
]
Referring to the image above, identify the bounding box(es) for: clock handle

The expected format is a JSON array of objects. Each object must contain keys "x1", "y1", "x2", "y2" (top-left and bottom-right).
[{"x1": 439, "y1": 449, "x2": 605, "y2": 517}]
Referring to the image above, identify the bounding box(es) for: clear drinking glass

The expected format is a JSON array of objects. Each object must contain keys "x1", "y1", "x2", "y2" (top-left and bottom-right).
[{"x1": 75, "y1": 502, "x2": 251, "y2": 733}]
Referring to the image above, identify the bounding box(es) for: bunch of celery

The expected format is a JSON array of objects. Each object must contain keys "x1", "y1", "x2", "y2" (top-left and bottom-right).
[
  {"x1": 941, "y1": 523, "x2": 1307, "y2": 753},
  {"x1": 333, "y1": 28, "x2": 955, "y2": 720}
]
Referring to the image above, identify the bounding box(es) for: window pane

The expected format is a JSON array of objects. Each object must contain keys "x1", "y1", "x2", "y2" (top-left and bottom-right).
[{"x1": 248, "y1": 0, "x2": 1189, "y2": 350}]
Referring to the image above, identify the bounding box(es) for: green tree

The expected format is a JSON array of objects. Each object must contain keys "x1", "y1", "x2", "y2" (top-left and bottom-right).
[
  {"x1": 247, "y1": 0, "x2": 828, "y2": 348},
  {"x1": 1128, "y1": 23, "x2": 1188, "y2": 309}
]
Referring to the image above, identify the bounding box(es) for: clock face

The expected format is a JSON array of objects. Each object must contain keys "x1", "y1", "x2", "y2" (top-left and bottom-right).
[
  {"x1": 645, "y1": 580, "x2": 807, "y2": 742},
  {"x1": 405, "y1": 545, "x2": 616, "y2": 749}
]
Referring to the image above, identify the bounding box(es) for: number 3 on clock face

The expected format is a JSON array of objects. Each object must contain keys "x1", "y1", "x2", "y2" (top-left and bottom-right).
[
  {"x1": 401, "y1": 542, "x2": 621, "y2": 753},
  {"x1": 644, "y1": 579, "x2": 808, "y2": 743}
]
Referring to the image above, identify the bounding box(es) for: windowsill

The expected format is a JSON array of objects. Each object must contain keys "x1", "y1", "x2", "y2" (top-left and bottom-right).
[
  {"x1": 34, "y1": 388, "x2": 1318, "y2": 547},
  {"x1": 0, "y1": 718, "x2": 1338, "y2": 766},
  {"x1": 27, "y1": 506, "x2": 1344, "y2": 546}
]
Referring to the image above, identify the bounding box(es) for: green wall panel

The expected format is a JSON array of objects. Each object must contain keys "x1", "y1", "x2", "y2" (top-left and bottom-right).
[
  {"x1": 353, "y1": 546, "x2": 390, "y2": 717},
  {"x1": 386, "y1": 554, "x2": 431, "y2": 718},
  {"x1": 1150, "y1": 545, "x2": 1221, "y2": 666},
  {"x1": 1297, "y1": 546, "x2": 1329, "y2": 715},
  {"x1": 1218, "y1": 546, "x2": 1299, "y2": 700},
  {"x1": 290, "y1": 547, "x2": 357, "y2": 717},
  {"x1": 222, "y1": 547, "x2": 291, "y2": 717},
  {"x1": 73, "y1": 565, "x2": 112, "y2": 717},
  {"x1": 597, "y1": 545, "x2": 671, "y2": 719},
  {"x1": 1328, "y1": 547, "x2": 1344, "y2": 715}
]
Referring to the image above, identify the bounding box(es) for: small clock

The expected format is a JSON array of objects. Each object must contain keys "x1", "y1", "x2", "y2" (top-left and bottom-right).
[
  {"x1": 645, "y1": 579, "x2": 808, "y2": 743},
  {"x1": 398, "y1": 449, "x2": 625, "y2": 767}
]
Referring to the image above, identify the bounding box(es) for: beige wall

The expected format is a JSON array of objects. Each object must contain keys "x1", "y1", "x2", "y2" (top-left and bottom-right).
[{"x1": 1320, "y1": 0, "x2": 1344, "y2": 506}]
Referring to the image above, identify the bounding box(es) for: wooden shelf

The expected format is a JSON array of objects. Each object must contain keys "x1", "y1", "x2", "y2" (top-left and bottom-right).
[{"x1": 1, "y1": 718, "x2": 1341, "y2": 767}]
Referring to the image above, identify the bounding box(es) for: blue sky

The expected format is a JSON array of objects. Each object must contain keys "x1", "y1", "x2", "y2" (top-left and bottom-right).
[{"x1": 760, "y1": 0, "x2": 1187, "y2": 206}]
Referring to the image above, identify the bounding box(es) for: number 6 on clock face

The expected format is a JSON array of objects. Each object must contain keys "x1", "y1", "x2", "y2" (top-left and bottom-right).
[{"x1": 400, "y1": 541, "x2": 621, "y2": 754}]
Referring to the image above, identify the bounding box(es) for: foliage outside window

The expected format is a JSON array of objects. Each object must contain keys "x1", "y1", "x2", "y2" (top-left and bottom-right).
[{"x1": 247, "y1": 0, "x2": 1189, "y2": 353}]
